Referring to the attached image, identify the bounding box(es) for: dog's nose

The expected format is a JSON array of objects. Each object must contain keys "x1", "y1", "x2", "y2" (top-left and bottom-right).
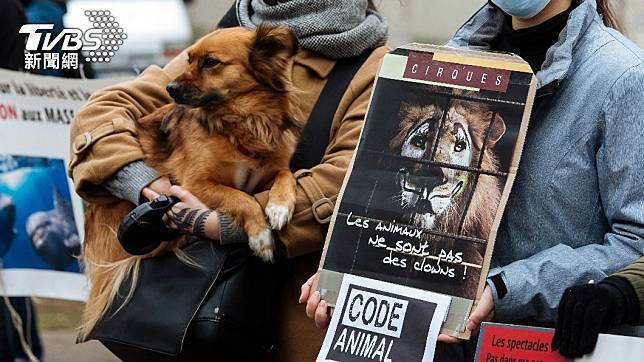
[{"x1": 166, "y1": 82, "x2": 183, "y2": 100}]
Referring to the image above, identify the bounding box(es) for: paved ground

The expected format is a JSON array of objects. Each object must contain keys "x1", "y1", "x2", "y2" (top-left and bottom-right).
[
  {"x1": 33, "y1": 298, "x2": 118, "y2": 362},
  {"x1": 40, "y1": 331, "x2": 117, "y2": 362}
]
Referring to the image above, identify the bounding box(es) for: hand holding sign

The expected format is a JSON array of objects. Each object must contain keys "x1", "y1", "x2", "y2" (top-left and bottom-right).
[
  {"x1": 301, "y1": 274, "x2": 332, "y2": 329},
  {"x1": 438, "y1": 286, "x2": 495, "y2": 343}
]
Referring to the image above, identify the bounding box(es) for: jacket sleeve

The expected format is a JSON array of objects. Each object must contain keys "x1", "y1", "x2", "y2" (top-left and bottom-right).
[
  {"x1": 613, "y1": 257, "x2": 644, "y2": 325},
  {"x1": 487, "y1": 63, "x2": 644, "y2": 322},
  {"x1": 68, "y1": 54, "x2": 187, "y2": 203},
  {"x1": 254, "y1": 47, "x2": 387, "y2": 258}
]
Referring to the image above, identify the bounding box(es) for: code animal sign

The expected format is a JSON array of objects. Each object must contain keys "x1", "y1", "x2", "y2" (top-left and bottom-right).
[
  {"x1": 316, "y1": 44, "x2": 537, "y2": 339},
  {"x1": 317, "y1": 275, "x2": 449, "y2": 362}
]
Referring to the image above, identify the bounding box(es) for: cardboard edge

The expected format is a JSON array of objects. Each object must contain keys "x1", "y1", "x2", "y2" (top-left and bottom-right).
[{"x1": 315, "y1": 47, "x2": 539, "y2": 340}]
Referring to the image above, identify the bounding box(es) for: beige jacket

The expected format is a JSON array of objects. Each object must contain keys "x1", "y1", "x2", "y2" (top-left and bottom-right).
[{"x1": 69, "y1": 46, "x2": 388, "y2": 361}]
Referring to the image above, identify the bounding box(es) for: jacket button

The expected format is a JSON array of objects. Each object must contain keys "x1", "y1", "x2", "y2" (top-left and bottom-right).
[{"x1": 73, "y1": 132, "x2": 92, "y2": 154}]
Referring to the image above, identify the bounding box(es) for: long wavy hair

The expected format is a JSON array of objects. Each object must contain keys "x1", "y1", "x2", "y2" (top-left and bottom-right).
[{"x1": 596, "y1": 0, "x2": 623, "y2": 32}]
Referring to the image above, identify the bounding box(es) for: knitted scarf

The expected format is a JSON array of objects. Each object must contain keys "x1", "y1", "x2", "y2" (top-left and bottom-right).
[{"x1": 236, "y1": 0, "x2": 388, "y2": 59}]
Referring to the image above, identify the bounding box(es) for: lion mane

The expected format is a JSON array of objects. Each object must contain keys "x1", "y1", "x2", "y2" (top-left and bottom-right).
[{"x1": 390, "y1": 90, "x2": 506, "y2": 242}]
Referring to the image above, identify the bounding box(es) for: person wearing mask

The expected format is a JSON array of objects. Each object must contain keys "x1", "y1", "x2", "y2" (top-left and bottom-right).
[
  {"x1": 553, "y1": 256, "x2": 644, "y2": 357},
  {"x1": 301, "y1": 0, "x2": 644, "y2": 360},
  {"x1": 68, "y1": 0, "x2": 387, "y2": 360}
]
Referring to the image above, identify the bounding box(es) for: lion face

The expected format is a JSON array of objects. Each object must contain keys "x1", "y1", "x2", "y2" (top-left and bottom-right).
[
  {"x1": 391, "y1": 97, "x2": 505, "y2": 233},
  {"x1": 394, "y1": 104, "x2": 473, "y2": 229}
]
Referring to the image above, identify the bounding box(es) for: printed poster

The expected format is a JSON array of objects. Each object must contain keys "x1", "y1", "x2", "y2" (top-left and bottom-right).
[
  {"x1": 0, "y1": 69, "x2": 123, "y2": 301},
  {"x1": 317, "y1": 274, "x2": 450, "y2": 362},
  {"x1": 474, "y1": 323, "x2": 644, "y2": 362},
  {"x1": 317, "y1": 44, "x2": 537, "y2": 338}
]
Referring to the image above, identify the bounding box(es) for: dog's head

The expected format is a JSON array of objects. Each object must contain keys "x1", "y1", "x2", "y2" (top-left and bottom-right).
[{"x1": 166, "y1": 25, "x2": 299, "y2": 107}]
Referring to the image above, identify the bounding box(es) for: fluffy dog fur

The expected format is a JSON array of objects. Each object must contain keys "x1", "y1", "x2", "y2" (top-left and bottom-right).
[{"x1": 79, "y1": 26, "x2": 303, "y2": 339}]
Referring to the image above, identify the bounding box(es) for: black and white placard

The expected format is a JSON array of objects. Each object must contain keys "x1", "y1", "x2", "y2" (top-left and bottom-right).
[{"x1": 317, "y1": 275, "x2": 450, "y2": 362}]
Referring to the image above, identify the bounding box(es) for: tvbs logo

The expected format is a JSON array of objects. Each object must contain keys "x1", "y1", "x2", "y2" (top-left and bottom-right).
[{"x1": 19, "y1": 10, "x2": 127, "y2": 71}]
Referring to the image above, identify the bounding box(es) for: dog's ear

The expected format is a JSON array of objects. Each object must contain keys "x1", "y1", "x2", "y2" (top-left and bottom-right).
[{"x1": 250, "y1": 25, "x2": 299, "y2": 91}]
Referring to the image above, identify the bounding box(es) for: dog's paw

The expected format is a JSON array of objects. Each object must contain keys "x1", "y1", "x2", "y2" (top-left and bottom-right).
[
  {"x1": 265, "y1": 202, "x2": 292, "y2": 230},
  {"x1": 248, "y1": 228, "x2": 274, "y2": 263}
]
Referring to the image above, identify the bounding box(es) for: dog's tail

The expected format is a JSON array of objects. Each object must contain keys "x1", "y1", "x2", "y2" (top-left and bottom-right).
[
  {"x1": 79, "y1": 252, "x2": 142, "y2": 340},
  {"x1": 78, "y1": 201, "x2": 139, "y2": 340},
  {"x1": 78, "y1": 202, "x2": 201, "y2": 341}
]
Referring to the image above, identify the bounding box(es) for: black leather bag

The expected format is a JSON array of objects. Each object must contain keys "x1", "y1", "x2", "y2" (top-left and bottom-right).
[{"x1": 87, "y1": 241, "x2": 284, "y2": 361}]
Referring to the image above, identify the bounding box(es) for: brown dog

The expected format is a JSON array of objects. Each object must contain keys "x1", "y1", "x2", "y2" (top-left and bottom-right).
[{"x1": 79, "y1": 25, "x2": 302, "y2": 339}]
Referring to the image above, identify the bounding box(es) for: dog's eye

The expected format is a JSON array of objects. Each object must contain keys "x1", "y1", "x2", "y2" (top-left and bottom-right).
[
  {"x1": 410, "y1": 135, "x2": 426, "y2": 148},
  {"x1": 202, "y1": 57, "x2": 220, "y2": 68},
  {"x1": 454, "y1": 139, "x2": 467, "y2": 152}
]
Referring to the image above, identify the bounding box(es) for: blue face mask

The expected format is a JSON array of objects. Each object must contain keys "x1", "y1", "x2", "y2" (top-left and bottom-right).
[{"x1": 491, "y1": 0, "x2": 551, "y2": 19}]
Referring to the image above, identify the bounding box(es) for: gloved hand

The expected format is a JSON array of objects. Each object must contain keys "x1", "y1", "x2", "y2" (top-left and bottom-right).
[{"x1": 552, "y1": 277, "x2": 635, "y2": 358}]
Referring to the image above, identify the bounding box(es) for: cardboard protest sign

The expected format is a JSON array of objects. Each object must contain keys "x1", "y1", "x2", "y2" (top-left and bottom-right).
[
  {"x1": 474, "y1": 323, "x2": 564, "y2": 362},
  {"x1": 316, "y1": 44, "x2": 537, "y2": 339},
  {"x1": 317, "y1": 275, "x2": 449, "y2": 362},
  {"x1": 475, "y1": 323, "x2": 644, "y2": 362},
  {"x1": 0, "y1": 69, "x2": 123, "y2": 301}
]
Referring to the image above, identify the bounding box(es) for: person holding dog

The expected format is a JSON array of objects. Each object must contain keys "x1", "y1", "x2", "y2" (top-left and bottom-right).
[
  {"x1": 69, "y1": 0, "x2": 387, "y2": 360},
  {"x1": 301, "y1": 0, "x2": 644, "y2": 360}
]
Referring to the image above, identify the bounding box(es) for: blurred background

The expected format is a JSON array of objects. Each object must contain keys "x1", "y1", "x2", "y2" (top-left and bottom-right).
[
  {"x1": 62, "y1": 0, "x2": 644, "y2": 78},
  {"x1": 5, "y1": 0, "x2": 643, "y2": 361}
]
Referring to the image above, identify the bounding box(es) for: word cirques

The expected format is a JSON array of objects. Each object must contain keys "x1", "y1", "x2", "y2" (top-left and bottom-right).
[
  {"x1": 408, "y1": 62, "x2": 504, "y2": 88},
  {"x1": 402, "y1": 51, "x2": 512, "y2": 92}
]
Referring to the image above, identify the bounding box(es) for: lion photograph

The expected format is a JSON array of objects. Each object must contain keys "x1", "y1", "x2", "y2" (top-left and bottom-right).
[
  {"x1": 389, "y1": 90, "x2": 506, "y2": 242},
  {"x1": 321, "y1": 80, "x2": 523, "y2": 300}
]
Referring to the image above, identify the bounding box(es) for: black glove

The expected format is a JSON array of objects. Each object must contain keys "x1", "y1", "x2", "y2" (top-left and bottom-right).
[{"x1": 552, "y1": 277, "x2": 638, "y2": 358}]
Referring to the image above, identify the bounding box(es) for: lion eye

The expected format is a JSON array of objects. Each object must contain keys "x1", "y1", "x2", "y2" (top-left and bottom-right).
[
  {"x1": 410, "y1": 135, "x2": 426, "y2": 148},
  {"x1": 454, "y1": 139, "x2": 466, "y2": 152},
  {"x1": 202, "y1": 57, "x2": 220, "y2": 68}
]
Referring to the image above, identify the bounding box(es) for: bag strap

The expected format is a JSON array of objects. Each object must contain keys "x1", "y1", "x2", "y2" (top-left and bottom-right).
[
  {"x1": 216, "y1": 3, "x2": 370, "y2": 171},
  {"x1": 217, "y1": 3, "x2": 239, "y2": 28},
  {"x1": 289, "y1": 52, "x2": 371, "y2": 171}
]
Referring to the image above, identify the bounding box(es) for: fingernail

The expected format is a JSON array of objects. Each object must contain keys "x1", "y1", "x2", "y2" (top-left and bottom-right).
[
  {"x1": 320, "y1": 300, "x2": 327, "y2": 308},
  {"x1": 314, "y1": 291, "x2": 320, "y2": 299}
]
